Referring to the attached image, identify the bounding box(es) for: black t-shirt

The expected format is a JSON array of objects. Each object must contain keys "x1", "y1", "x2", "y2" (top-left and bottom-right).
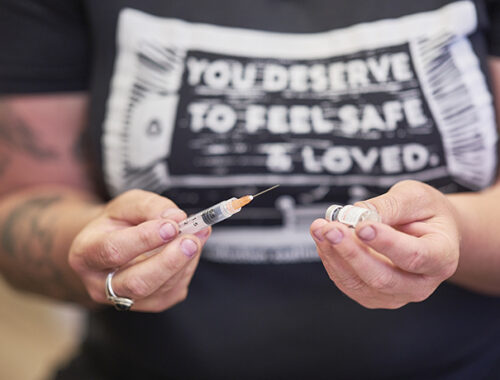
[{"x1": 2, "y1": 1, "x2": 500, "y2": 379}]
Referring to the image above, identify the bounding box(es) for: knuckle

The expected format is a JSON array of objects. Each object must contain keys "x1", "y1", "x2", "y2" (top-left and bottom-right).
[
  {"x1": 100, "y1": 239, "x2": 122, "y2": 267},
  {"x1": 176, "y1": 287, "x2": 189, "y2": 303},
  {"x1": 412, "y1": 185, "x2": 433, "y2": 204},
  {"x1": 136, "y1": 225, "x2": 153, "y2": 248},
  {"x1": 406, "y1": 249, "x2": 428, "y2": 273},
  {"x1": 184, "y1": 263, "x2": 198, "y2": 279},
  {"x1": 396, "y1": 180, "x2": 435, "y2": 203},
  {"x1": 370, "y1": 231, "x2": 392, "y2": 252},
  {"x1": 439, "y1": 260, "x2": 458, "y2": 279},
  {"x1": 338, "y1": 275, "x2": 366, "y2": 291},
  {"x1": 411, "y1": 288, "x2": 431, "y2": 303},
  {"x1": 149, "y1": 303, "x2": 169, "y2": 313},
  {"x1": 142, "y1": 192, "x2": 174, "y2": 212},
  {"x1": 160, "y1": 253, "x2": 183, "y2": 275},
  {"x1": 385, "y1": 301, "x2": 408, "y2": 310},
  {"x1": 122, "y1": 276, "x2": 151, "y2": 299},
  {"x1": 340, "y1": 247, "x2": 358, "y2": 262},
  {"x1": 142, "y1": 192, "x2": 161, "y2": 208},
  {"x1": 368, "y1": 271, "x2": 395, "y2": 290},
  {"x1": 151, "y1": 287, "x2": 189, "y2": 312},
  {"x1": 363, "y1": 298, "x2": 407, "y2": 310},
  {"x1": 380, "y1": 194, "x2": 400, "y2": 220},
  {"x1": 359, "y1": 299, "x2": 384, "y2": 309},
  {"x1": 357, "y1": 297, "x2": 383, "y2": 309},
  {"x1": 360, "y1": 301, "x2": 379, "y2": 310},
  {"x1": 124, "y1": 189, "x2": 147, "y2": 200},
  {"x1": 113, "y1": 190, "x2": 153, "y2": 212},
  {"x1": 109, "y1": 189, "x2": 144, "y2": 209},
  {"x1": 415, "y1": 181, "x2": 434, "y2": 196},
  {"x1": 69, "y1": 236, "x2": 90, "y2": 271},
  {"x1": 159, "y1": 276, "x2": 177, "y2": 293},
  {"x1": 392, "y1": 179, "x2": 418, "y2": 192}
]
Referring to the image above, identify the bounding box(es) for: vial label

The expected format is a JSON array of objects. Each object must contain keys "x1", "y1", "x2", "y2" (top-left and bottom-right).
[
  {"x1": 337, "y1": 205, "x2": 368, "y2": 227},
  {"x1": 325, "y1": 204, "x2": 380, "y2": 227}
]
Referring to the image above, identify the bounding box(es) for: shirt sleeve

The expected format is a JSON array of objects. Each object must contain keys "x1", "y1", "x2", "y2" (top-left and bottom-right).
[
  {"x1": 486, "y1": 0, "x2": 500, "y2": 56},
  {"x1": 0, "y1": 0, "x2": 90, "y2": 94}
]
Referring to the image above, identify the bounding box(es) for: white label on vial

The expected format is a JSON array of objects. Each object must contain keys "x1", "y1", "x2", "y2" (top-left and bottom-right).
[{"x1": 337, "y1": 205, "x2": 367, "y2": 227}]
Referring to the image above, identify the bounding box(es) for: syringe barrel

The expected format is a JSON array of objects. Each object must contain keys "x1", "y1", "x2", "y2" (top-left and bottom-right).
[{"x1": 178, "y1": 198, "x2": 239, "y2": 235}]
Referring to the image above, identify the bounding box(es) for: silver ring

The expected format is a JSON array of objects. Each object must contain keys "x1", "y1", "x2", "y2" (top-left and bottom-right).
[{"x1": 105, "y1": 271, "x2": 134, "y2": 311}]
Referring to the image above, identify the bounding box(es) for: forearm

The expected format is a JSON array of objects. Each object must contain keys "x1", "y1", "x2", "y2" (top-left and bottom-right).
[
  {"x1": 0, "y1": 186, "x2": 103, "y2": 305},
  {"x1": 447, "y1": 183, "x2": 500, "y2": 295}
]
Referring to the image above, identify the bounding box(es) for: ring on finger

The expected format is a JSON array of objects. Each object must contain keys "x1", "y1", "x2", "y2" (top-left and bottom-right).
[{"x1": 105, "y1": 271, "x2": 134, "y2": 311}]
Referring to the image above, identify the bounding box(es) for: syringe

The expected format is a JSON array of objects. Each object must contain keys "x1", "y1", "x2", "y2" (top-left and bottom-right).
[{"x1": 178, "y1": 185, "x2": 280, "y2": 234}]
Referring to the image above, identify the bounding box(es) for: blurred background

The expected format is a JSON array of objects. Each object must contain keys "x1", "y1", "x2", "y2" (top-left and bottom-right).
[{"x1": 0, "y1": 277, "x2": 85, "y2": 380}]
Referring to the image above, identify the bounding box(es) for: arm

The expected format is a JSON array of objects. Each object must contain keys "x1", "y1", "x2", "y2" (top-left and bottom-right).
[
  {"x1": 447, "y1": 183, "x2": 500, "y2": 295},
  {"x1": 0, "y1": 94, "x2": 210, "y2": 311},
  {"x1": 0, "y1": 93, "x2": 101, "y2": 304},
  {"x1": 445, "y1": 57, "x2": 500, "y2": 295}
]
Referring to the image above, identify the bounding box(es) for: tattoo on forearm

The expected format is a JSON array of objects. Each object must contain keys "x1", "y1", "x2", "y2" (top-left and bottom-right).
[
  {"x1": 0, "y1": 112, "x2": 58, "y2": 160},
  {"x1": 0, "y1": 196, "x2": 81, "y2": 300},
  {"x1": 1, "y1": 196, "x2": 60, "y2": 256}
]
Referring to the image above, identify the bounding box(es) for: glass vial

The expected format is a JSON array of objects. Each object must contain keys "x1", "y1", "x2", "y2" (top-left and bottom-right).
[{"x1": 325, "y1": 204, "x2": 381, "y2": 227}]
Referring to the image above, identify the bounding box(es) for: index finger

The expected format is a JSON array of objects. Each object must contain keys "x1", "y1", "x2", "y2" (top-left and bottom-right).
[
  {"x1": 82, "y1": 218, "x2": 179, "y2": 270},
  {"x1": 107, "y1": 189, "x2": 185, "y2": 224}
]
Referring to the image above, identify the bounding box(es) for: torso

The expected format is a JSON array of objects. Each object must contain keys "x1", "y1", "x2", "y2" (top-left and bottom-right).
[{"x1": 80, "y1": 1, "x2": 500, "y2": 378}]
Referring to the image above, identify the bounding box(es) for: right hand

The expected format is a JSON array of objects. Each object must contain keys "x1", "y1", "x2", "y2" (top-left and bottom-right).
[{"x1": 68, "y1": 189, "x2": 210, "y2": 312}]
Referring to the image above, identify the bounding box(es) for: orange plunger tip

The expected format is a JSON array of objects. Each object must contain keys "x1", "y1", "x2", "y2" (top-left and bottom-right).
[{"x1": 231, "y1": 195, "x2": 253, "y2": 210}]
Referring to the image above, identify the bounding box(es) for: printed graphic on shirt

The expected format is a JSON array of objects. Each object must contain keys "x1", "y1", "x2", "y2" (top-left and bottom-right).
[{"x1": 103, "y1": 1, "x2": 497, "y2": 263}]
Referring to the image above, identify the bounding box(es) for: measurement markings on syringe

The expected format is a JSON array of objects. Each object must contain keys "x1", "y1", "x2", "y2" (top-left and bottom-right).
[{"x1": 202, "y1": 207, "x2": 223, "y2": 225}]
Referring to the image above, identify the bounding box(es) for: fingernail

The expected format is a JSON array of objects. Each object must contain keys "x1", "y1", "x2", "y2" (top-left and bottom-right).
[
  {"x1": 326, "y1": 228, "x2": 344, "y2": 244},
  {"x1": 313, "y1": 229, "x2": 324, "y2": 242},
  {"x1": 358, "y1": 226, "x2": 376, "y2": 241},
  {"x1": 161, "y1": 208, "x2": 183, "y2": 219},
  {"x1": 195, "y1": 228, "x2": 210, "y2": 240},
  {"x1": 181, "y1": 239, "x2": 198, "y2": 258},
  {"x1": 159, "y1": 223, "x2": 177, "y2": 241}
]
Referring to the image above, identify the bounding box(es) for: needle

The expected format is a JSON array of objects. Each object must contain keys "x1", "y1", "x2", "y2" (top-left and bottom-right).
[
  {"x1": 230, "y1": 185, "x2": 280, "y2": 209},
  {"x1": 252, "y1": 184, "x2": 280, "y2": 198}
]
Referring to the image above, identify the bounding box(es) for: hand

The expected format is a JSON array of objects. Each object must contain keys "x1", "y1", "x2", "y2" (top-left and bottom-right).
[
  {"x1": 69, "y1": 189, "x2": 210, "y2": 312},
  {"x1": 310, "y1": 180, "x2": 460, "y2": 309}
]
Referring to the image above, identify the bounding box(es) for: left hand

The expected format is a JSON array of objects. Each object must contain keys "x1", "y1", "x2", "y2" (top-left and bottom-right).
[{"x1": 310, "y1": 180, "x2": 461, "y2": 309}]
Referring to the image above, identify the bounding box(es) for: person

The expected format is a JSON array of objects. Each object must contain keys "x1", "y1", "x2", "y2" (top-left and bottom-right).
[{"x1": 1, "y1": 0, "x2": 500, "y2": 378}]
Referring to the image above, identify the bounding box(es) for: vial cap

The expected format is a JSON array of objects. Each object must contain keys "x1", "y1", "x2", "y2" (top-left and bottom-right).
[{"x1": 325, "y1": 204, "x2": 343, "y2": 221}]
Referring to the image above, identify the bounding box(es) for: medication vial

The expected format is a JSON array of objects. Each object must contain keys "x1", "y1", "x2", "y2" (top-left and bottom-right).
[{"x1": 325, "y1": 204, "x2": 381, "y2": 227}]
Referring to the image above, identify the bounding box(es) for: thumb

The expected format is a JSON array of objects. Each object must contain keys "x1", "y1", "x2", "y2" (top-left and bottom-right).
[{"x1": 356, "y1": 180, "x2": 436, "y2": 226}]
